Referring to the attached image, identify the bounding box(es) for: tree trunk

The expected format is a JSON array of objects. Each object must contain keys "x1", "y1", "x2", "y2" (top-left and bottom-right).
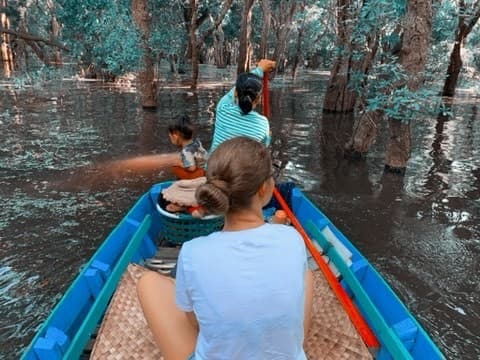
[
  {"x1": 441, "y1": 3, "x2": 480, "y2": 97},
  {"x1": 0, "y1": 0, "x2": 14, "y2": 77},
  {"x1": 344, "y1": 110, "x2": 384, "y2": 157},
  {"x1": 259, "y1": 0, "x2": 271, "y2": 59},
  {"x1": 442, "y1": 40, "x2": 462, "y2": 97},
  {"x1": 132, "y1": 0, "x2": 157, "y2": 109},
  {"x1": 189, "y1": 0, "x2": 199, "y2": 89},
  {"x1": 384, "y1": 0, "x2": 432, "y2": 172},
  {"x1": 50, "y1": 15, "x2": 62, "y2": 66},
  {"x1": 384, "y1": 120, "x2": 411, "y2": 174},
  {"x1": 14, "y1": 6, "x2": 28, "y2": 72},
  {"x1": 272, "y1": 0, "x2": 297, "y2": 76},
  {"x1": 190, "y1": 0, "x2": 234, "y2": 89},
  {"x1": 237, "y1": 0, "x2": 255, "y2": 74},
  {"x1": 47, "y1": 0, "x2": 62, "y2": 67},
  {"x1": 323, "y1": 0, "x2": 357, "y2": 112},
  {"x1": 213, "y1": 25, "x2": 225, "y2": 68},
  {"x1": 291, "y1": 3, "x2": 306, "y2": 79},
  {"x1": 168, "y1": 54, "x2": 176, "y2": 73}
]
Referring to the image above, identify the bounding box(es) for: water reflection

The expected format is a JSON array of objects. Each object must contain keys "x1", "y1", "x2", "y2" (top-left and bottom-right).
[{"x1": 0, "y1": 68, "x2": 479, "y2": 359}]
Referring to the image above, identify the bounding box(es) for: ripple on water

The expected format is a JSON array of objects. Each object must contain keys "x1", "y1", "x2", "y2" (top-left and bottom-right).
[{"x1": 1, "y1": 74, "x2": 480, "y2": 359}]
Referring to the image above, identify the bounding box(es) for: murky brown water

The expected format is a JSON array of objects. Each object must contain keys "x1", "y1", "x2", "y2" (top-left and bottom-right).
[{"x1": 1, "y1": 67, "x2": 479, "y2": 359}]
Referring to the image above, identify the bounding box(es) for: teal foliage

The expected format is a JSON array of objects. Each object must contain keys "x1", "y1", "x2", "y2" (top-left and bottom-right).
[
  {"x1": 425, "y1": 1, "x2": 458, "y2": 90},
  {"x1": 345, "y1": 0, "x2": 402, "y2": 93},
  {"x1": 57, "y1": 0, "x2": 142, "y2": 76},
  {"x1": 346, "y1": 0, "x2": 445, "y2": 122},
  {"x1": 431, "y1": 1, "x2": 457, "y2": 43},
  {"x1": 222, "y1": 1, "x2": 242, "y2": 42},
  {"x1": 468, "y1": 27, "x2": 480, "y2": 72},
  {"x1": 300, "y1": 3, "x2": 337, "y2": 68},
  {"x1": 365, "y1": 85, "x2": 443, "y2": 124},
  {"x1": 149, "y1": 0, "x2": 186, "y2": 57}
]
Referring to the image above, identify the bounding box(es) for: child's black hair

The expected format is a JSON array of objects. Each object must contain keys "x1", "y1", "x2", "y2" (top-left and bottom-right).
[{"x1": 168, "y1": 115, "x2": 194, "y2": 140}]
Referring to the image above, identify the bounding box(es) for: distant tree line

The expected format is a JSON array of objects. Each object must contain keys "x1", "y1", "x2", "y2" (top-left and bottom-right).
[{"x1": 1, "y1": 0, "x2": 480, "y2": 172}]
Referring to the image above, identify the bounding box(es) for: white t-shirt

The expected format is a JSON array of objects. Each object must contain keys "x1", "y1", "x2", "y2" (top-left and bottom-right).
[{"x1": 175, "y1": 223, "x2": 308, "y2": 360}]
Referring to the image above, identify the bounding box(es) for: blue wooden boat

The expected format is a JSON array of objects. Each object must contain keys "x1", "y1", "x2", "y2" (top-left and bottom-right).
[{"x1": 22, "y1": 182, "x2": 444, "y2": 360}]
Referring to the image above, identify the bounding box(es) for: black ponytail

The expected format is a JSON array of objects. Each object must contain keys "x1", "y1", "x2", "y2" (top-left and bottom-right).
[
  {"x1": 235, "y1": 73, "x2": 262, "y2": 115},
  {"x1": 238, "y1": 94, "x2": 253, "y2": 114}
]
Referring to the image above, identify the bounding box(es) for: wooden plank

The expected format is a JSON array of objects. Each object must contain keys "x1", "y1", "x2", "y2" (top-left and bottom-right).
[{"x1": 154, "y1": 246, "x2": 180, "y2": 260}]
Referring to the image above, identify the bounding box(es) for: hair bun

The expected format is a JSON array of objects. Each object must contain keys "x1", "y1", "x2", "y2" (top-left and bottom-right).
[
  {"x1": 195, "y1": 179, "x2": 230, "y2": 215},
  {"x1": 210, "y1": 178, "x2": 230, "y2": 196}
]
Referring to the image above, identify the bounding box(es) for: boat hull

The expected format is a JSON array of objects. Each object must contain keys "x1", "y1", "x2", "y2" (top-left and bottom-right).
[{"x1": 22, "y1": 183, "x2": 444, "y2": 360}]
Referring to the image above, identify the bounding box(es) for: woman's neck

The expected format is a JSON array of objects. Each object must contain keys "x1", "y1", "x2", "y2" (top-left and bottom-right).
[{"x1": 222, "y1": 207, "x2": 265, "y2": 231}]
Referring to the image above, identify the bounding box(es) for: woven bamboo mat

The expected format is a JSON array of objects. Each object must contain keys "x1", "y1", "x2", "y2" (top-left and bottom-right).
[
  {"x1": 304, "y1": 271, "x2": 372, "y2": 359},
  {"x1": 90, "y1": 264, "x2": 162, "y2": 360},
  {"x1": 90, "y1": 265, "x2": 372, "y2": 359}
]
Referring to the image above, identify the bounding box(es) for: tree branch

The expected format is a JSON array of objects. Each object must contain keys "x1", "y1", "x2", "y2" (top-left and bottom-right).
[
  {"x1": 199, "y1": 0, "x2": 234, "y2": 44},
  {"x1": 0, "y1": 27, "x2": 69, "y2": 51},
  {"x1": 465, "y1": 4, "x2": 480, "y2": 35}
]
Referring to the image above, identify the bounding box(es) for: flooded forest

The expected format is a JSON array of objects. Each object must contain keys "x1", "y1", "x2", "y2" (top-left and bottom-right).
[{"x1": 1, "y1": 1, "x2": 479, "y2": 359}]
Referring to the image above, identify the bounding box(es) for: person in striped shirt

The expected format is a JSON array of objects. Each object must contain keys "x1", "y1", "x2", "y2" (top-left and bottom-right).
[{"x1": 209, "y1": 59, "x2": 276, "y2": 153}]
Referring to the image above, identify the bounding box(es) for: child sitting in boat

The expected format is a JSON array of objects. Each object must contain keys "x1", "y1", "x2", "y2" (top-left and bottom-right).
[
  {"x1": 160, "y1": 115, "x2": 208, "y2": 214},
  {"x1": 168, "y1": 115, "x2": 208, "y2": 180},
  {"x1": 138, "y1": 137, "x2": 313, "y2": 360}
]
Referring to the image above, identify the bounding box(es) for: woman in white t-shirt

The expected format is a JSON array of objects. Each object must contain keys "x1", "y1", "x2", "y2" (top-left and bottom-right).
[{"x1": 138, "y1": 137, "x2": 313, "y2": 360}]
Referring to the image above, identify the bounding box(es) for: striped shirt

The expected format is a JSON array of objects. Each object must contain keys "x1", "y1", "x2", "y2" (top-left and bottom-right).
[{"x1": 209, "y1": 67, "x2": 271, "y2": 153}]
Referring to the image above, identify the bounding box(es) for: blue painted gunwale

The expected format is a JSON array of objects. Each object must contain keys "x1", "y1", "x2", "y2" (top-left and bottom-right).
[
  {"x1": 290, "y1": 187, "x2": 444, "y2": 360},
  {"x1": 21, "y1": 183, "x2": 444, "y2": 359}
]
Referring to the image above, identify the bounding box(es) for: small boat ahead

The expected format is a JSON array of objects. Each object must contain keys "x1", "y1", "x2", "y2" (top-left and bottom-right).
[{"x1": 21, "y1": 182, "x2": 444, "y2": 360}]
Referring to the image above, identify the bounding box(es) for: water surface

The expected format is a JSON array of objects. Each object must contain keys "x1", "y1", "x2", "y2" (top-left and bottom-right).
[{"x1": 0, "y1": 67, "x2": 479, "y2": 359}]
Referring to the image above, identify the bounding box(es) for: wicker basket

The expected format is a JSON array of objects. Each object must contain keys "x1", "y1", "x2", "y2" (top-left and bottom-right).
[{"x1": 156, "y1": 203, "x2": 224, "y2": 245}]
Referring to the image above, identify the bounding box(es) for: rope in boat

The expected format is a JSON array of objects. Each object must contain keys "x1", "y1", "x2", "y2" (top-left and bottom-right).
[{"x1": 262, "y1": 72, "x2": 379, "y2": 349}]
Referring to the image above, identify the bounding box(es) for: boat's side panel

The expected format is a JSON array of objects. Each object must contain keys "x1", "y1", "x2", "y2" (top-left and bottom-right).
[
  {"x1": 22, "y1": 193, "x2": 159, "y2": 360},
  {"x1": 290, "y1": 188, "x2": 444, "y2": 360}
]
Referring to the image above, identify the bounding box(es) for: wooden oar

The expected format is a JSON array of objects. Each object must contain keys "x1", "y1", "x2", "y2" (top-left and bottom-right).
[
  {"x1": 99, "y1": 153, "x2": 179, "y2": 177},
  {"x1": 272, "y1": 188, "x2": 379, "y2": 349},
  {"x1": 262, "y1": 72, "x2": 379, "y2": 349}
]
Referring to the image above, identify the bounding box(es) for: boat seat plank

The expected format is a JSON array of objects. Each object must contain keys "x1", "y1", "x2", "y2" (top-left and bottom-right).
[{"x1": 154, "y1": 246, "x2": 181, "y2": 259}]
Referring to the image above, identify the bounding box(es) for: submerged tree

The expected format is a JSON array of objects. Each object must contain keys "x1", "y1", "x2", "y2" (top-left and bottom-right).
[
  {"x1": 132, "y1": 0, "x2": 157, "y2": 109},
  {"x1": 187, "y1": 0, "x2": 233, "y2": 89},
  {"x1": 0, "y1": 1, "x2": 69, "y2": 76},
  {"x1": 271, "y1": 0, "x2": 299, "y2": 75},
  {"x1": 237, "y1": 0, "x2": 255, "y2": 74},
  {"x1": 0, "y1": 0, "x2": 14, "y2": 76},
  {"x1": 57, "y1": 0, "x2": 141, "y2": 78},
  {"x1": 384, "y1": 0, "x2": 433, "y2": 172},
  {"x1": 322, "y1": 0, "x2": 358, "y2": 112},
  {"x1": 259, "y1": 0, "x2": 271, "y2": 59},
  {"x1": 344, "y1": 0, "x2": 434, "y2": 173}
]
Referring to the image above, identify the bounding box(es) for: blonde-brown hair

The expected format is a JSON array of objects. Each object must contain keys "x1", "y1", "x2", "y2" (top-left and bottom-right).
[{"x1": 195, "y1": 137, "x2": 272, "y2": 215}]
